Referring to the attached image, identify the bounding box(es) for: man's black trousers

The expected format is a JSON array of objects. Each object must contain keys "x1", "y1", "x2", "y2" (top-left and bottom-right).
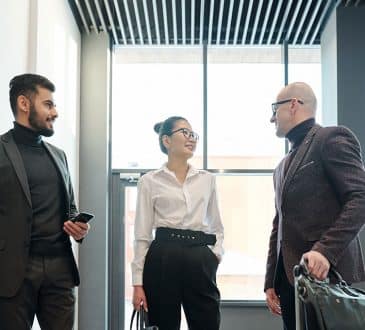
[{"x1": 0, "y1": 254, "x2": 75, "y2": 330}]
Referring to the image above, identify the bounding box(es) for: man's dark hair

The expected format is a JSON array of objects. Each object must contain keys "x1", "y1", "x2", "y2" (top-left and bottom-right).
[
  {"x1": 154, "y1": 116, "x2": 187, "y2": 155},
  {"x1": 9, "y1": 73, "x2": 55, "y2": 117}
]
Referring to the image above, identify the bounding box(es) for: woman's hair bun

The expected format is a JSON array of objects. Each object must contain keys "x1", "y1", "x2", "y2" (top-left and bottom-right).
[{"x1": 153, "y1": 122, "x2": 163, "y2": 134}]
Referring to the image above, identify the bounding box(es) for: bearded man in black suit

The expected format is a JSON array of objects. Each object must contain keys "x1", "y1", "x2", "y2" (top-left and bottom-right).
[
  {"x1": 0, "y1": 74, "x2": 90, "y2": 329},
  {"x1": 264, "y1": 82, "x2": 365, "y2": 330}
]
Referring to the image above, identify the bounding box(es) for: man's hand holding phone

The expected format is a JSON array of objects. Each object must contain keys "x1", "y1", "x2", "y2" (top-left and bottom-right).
[{"x1": 63, "y1": 212, "x2": 93, "y2": 241}]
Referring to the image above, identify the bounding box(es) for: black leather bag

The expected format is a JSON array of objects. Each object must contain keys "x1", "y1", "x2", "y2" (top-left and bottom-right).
[
  {"x1": 130, "y1": 308, "x2": 158, "y2": 330},
  {"x1": 294, "y1": 262, "x2": 365, "y2": 330}
]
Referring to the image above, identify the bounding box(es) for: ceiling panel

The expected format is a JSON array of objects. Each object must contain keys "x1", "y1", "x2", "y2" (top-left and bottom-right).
[{"x1": 68, "y1": 0, "x2": 364, "y2": 46}]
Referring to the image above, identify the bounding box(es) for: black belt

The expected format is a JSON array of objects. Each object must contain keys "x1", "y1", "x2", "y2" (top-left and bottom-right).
[{"x1": 155, "y1": 227, "x2": 216, "y2": 246}]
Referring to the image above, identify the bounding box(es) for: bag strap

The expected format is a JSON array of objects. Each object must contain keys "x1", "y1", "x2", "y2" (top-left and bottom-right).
[
  {"x1": 130, "y1": 309, "x2": 136, "y2": 330},
  {"x1": 130, "y1": 309, "x2": 141, "y2": 330},
  {"x1": 131, "y1": 307, "x2": 158, "y2": 330}
]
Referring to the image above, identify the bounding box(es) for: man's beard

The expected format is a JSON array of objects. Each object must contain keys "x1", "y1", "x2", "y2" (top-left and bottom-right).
[{"x1": 28, "y1": 104, "x2": 55, "y2": 137}]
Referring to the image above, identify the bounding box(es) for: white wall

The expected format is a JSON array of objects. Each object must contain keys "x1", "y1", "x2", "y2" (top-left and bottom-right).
[
  {"x1": 0, "y1": 0, "x2": 80, "y2": 182},
  {"x1": 0, "y1": 0, "x2": 80, "y2": 181},
  {"x1": 0, "y1": 0, "x2": 29, "y2": 133}
]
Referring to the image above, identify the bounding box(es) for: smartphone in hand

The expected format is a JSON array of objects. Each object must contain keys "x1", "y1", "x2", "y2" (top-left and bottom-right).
[{"x1": 71, "y1": 212, "x2": 94, "y2": 223}]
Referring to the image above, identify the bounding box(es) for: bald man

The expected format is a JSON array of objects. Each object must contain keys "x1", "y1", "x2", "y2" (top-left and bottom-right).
[{"x1": 264, "y1": 82, "x2": 365, "y2": 330}]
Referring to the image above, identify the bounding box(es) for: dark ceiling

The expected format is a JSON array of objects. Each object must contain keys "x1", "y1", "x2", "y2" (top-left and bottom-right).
[{"x1": 68, "y1": 0, "x2": 364, "y2": 46}]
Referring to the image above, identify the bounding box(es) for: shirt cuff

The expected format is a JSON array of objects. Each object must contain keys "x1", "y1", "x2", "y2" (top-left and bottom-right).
[{"x1": 132, "y1": 272, "x2": 143, "y2": 286}]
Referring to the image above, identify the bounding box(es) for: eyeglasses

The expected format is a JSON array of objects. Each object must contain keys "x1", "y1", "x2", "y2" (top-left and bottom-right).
[
  {"x1": 271, "y1": 98, "x2": 304, "y2": 116},
  {"x1": 169, "y1": 128, "x2": 199, "y2": 141}
]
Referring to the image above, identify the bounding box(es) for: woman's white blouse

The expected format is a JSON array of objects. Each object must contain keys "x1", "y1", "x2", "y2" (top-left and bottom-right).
[{"x1": 131, "y1": 164, "x2": 224, "y2": 285}]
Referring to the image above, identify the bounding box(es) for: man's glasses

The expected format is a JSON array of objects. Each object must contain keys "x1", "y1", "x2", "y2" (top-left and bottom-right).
[
  {"x1": 271, "y1": 98, "x2": 304, "y2": 116},
  {"x1": 169, "y1": 128, "x2": 199, "y2": 141}
]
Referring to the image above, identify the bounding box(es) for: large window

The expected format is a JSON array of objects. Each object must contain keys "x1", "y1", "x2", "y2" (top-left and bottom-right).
[
  {"x1": 207, "y1": 47, "x2": 284, "y2": 170},
  {"x1": 112, "y1": 47, "x2": 203, "y2": 169},
  {"x1": 112, "y1": 45, "x2": 322, "y2": 304}
]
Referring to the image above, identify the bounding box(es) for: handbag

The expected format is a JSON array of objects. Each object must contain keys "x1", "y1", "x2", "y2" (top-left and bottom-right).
[
  {"x1": 130, "y1": 308, "x2": 159, "y2": 330},
  {"x1": 294, "y1": 261, "x2": 365, "y2": 330}
]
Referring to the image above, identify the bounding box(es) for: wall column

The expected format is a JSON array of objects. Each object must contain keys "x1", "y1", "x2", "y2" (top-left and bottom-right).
[{"x1": 78, "y1": 33, "x2": 111, "y2": 329}]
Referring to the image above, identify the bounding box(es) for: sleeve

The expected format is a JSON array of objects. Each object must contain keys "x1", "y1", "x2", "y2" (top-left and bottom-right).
[
  {"x1": 311, "y1": 127, "x2": 365, "y2": 266},
  {"x1": 131, "y1": 175, "x2": 154, "y2": 286},
  {"x1": 64, "y1": 151, "x2": 78, "y2": 219},
  {"x1": 206, "y1": 175, "x2": 224, "y2": 259},
  {"x1": 264, "y1": 212, "x2": 279, "y2": 291},
  {"x1": 264, "y1": 170, "x2": 279, "y2": 291},
  {"x1": 63, "y1": 151, "x2": 83, "y2": 243}
]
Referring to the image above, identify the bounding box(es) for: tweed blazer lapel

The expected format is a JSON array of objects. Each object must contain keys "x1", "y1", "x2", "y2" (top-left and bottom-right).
[
  {"x1": 1, "y1": 131, "x2": 32, "y2": 206},
  {"x1": 281, "y1": 124, "x2": 321, "y2": 202}
]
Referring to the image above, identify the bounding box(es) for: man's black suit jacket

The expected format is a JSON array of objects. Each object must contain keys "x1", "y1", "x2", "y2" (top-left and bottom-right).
[
  {"x1": 0, "y1": 130, "x2": 80, "y2": 297},
  {"x1": 265, "y1": 124, "x2": 365, "y2": 290}
]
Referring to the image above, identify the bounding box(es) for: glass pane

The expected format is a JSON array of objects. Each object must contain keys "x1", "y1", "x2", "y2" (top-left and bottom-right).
[
  {"x1": 288, "y1": 46, "x2": 322, "y2": 123},
  {"x1": 112, "y1": 47, "x2": 203, "y2": 170},
  {"x1": 215, "y1": 174, "x2": 275, "y2": 300},
  {"x1": 207, "y1": 47, "x2": 285, "y2": 169}
]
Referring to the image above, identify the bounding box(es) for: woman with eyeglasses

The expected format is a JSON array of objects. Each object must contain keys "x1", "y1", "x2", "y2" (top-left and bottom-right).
[{"x1": 131, "y1": 116, "x2": 224, "y2": 330}]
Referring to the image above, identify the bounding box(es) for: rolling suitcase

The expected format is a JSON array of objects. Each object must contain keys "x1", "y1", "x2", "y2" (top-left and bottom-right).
[{"x1": 294, "y1": 260, "x2": 365, "y2": 330}]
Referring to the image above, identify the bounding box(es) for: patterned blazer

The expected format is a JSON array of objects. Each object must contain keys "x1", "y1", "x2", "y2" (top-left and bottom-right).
[{"x1": 265, "y1": 124, "x2": 365, "y2": 290}]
